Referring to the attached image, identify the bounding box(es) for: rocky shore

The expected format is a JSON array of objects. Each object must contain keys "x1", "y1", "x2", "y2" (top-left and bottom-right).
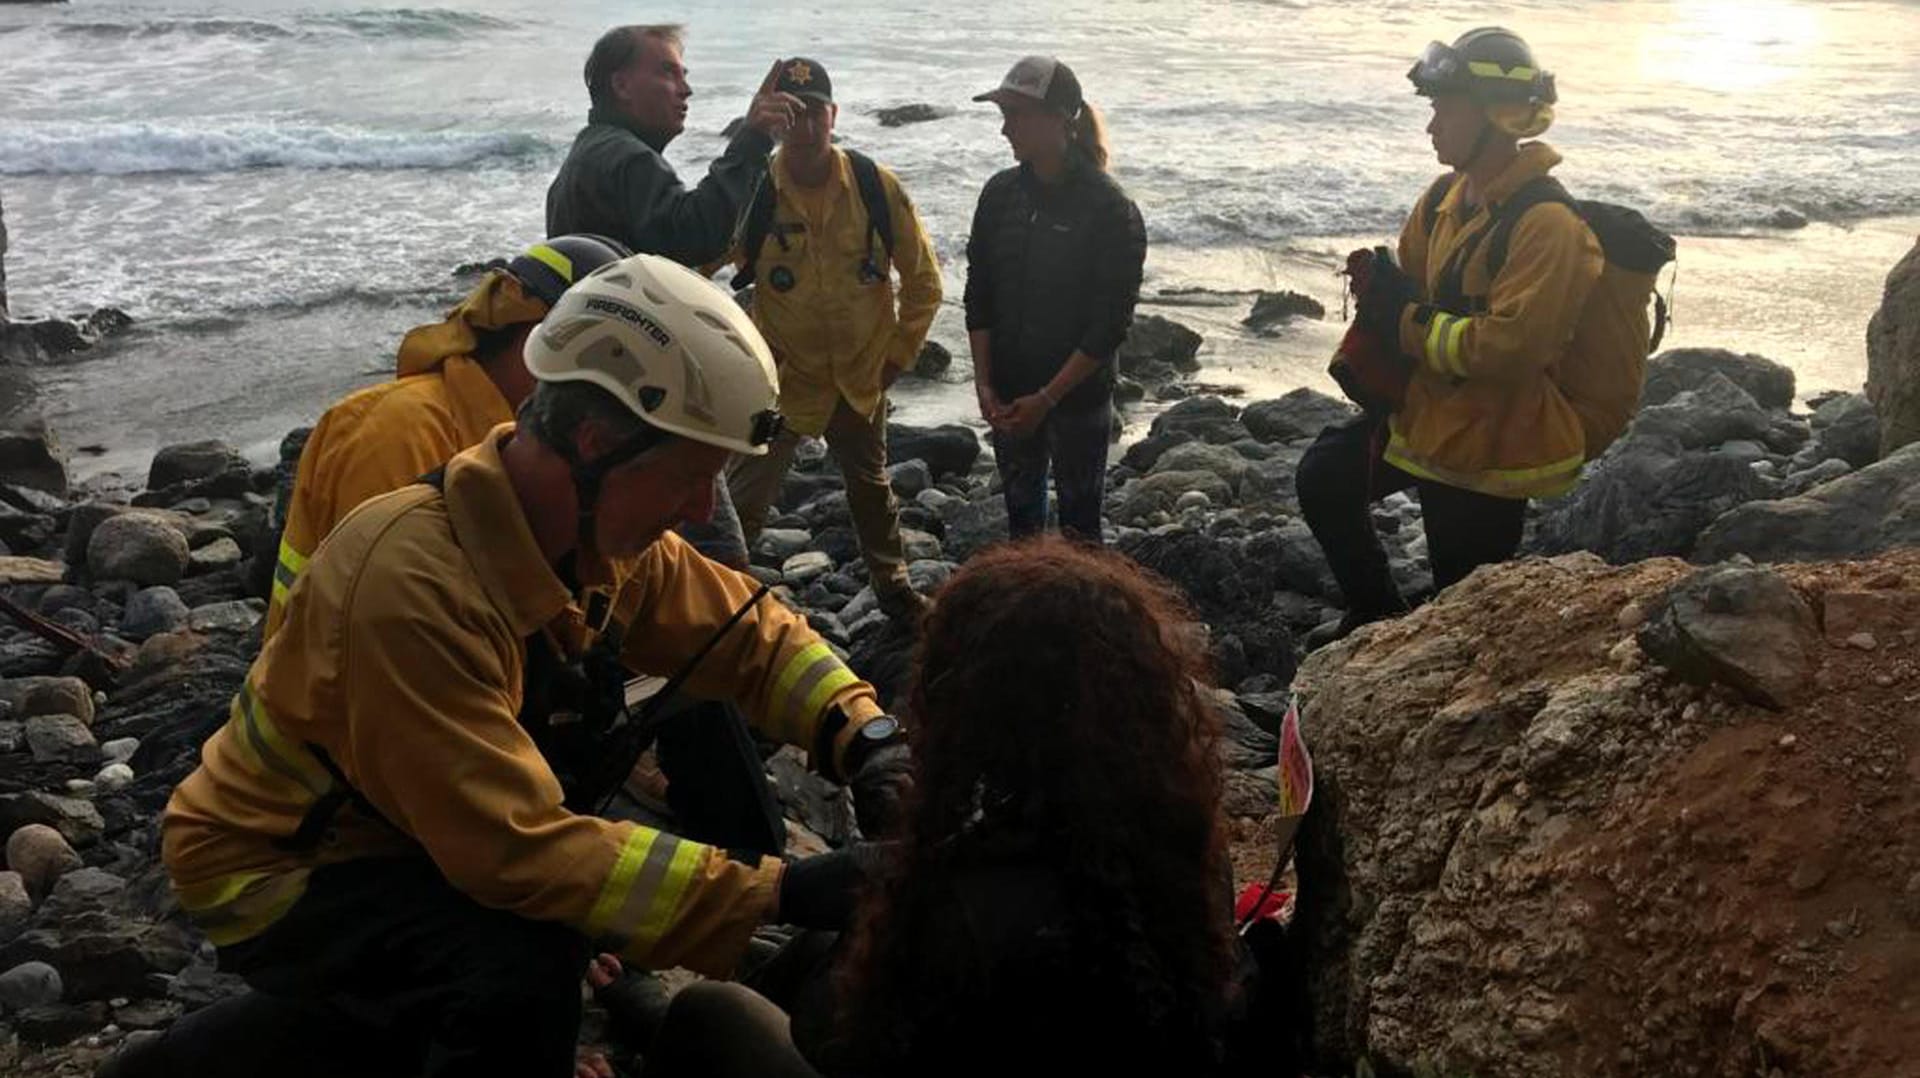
[{"x1": 0, "y1": 228, "x2": 1914, "y2": 1075}]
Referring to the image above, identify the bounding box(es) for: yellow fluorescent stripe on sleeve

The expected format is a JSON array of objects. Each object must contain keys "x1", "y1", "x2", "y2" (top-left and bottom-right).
[
  {"x1": 175, "y1": 870, "x2": 309, "y2": 946},
  {"x1": 588, "y1": 827, "x2": 659, "y2": 938},
  {"x1": 276, "y1": 538, "x2": 310, "y2": 576},
  {"x1": 628, "y1": 840, "x2": 706, "y2": 954},
  {"x1": 1424, "y1": 315, "x2": 1456, "y2": 375},
  {"x1": 771, "y1": 641, "x2": 834, "y2": 706},
  {"x1": 270, "y1": 579, "x2": 291, "y2": 607},
  {"x1": 800, "y1": 665, "x2": 859, "y2": 726},
  {"x1": 1443, "y1": 317, "x2": 1471, "y2": 377},
  {"x1": 780, "y1": 653, "x2": 848, "y2": 736},
  {"x1": 525, "y1": 244, "x2": 574, "y2": 282},
  {"x1": 238, "y1": 688, "x2": 326, "y2": 795}
]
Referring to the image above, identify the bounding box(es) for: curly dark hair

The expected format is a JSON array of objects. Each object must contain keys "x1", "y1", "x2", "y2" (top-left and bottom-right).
[{"x1": 829, "y1": 538, "x2": 1234, "y2": 1072}]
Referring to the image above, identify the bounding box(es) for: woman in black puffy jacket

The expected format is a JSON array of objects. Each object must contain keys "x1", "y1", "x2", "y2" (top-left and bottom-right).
[{"x1": 962, "y1": 56, "x2": 1147, "y2": 545}]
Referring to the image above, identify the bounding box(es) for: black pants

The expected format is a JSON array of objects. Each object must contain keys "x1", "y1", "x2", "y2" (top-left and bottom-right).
[
  {"x1": 135, "y1": 859, "x2": 591, "y2": 1078},
  {"x1": 1296, "y1": 415, "x2": 1528, "y2": 615},
  {"x1": 992, "y1": 397, "x2": 1113, "y2": 544}
]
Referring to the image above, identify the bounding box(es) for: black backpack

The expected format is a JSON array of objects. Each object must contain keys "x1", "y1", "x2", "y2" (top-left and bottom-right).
[{"x1": 731, "y1": 149, "x2": 895, "y2": 292}]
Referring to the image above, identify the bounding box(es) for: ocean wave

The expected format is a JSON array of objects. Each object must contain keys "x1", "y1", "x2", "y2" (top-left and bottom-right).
[
  {"x1": 0, "y1": 123, "x2": 551, "y2": 176},
  {"x1": 26, "y1": 8, "x2": 514, "y2": 43}
]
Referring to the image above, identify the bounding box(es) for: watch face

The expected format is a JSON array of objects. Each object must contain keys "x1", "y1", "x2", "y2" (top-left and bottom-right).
[
  {"x1": 769, "y1": 265, "x2": 796, "y2": 292},
  {"x1": 860, "y1": 716, "x2": 901, "y2": 740}
]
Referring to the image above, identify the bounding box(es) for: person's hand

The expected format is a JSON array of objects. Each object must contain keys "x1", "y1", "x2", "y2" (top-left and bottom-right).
[
  {"x1": 777, "y1": 843, "x2": 893, "y2": 930},
  {"x1": 585, "y1": 953, "x2": 621, "y2": 992},
  {"x1": 848, "y1": 742, "x2": 913, "y2": 838},
  {"x1": 1000, "y1": 393, "x2": 1051, "y2": 438},
  {"x1": 576, "y1": 1053, "x2": 614, "y2": 1078},
  {"x1": 976, "y1": 382, "x2": 1009, "y2": 428},
  {"x1": 746, "y1": 59, "x2": 803, "y2": 138},
  {"x1": 1356, "y1": 245, "x2": 1416, "y2": 341}
]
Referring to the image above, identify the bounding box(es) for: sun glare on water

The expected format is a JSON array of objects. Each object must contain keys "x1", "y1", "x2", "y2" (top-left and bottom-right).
[{"x1": 1644, "y1": 0, "x2": 1827, "y2": 94}]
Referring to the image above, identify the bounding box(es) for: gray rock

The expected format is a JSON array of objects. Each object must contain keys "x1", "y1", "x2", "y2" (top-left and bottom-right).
[
  {"x1": 1147, "y1": 395, "x2": 1240, "y2": 442},
  {"x1": 14, "y1": 677, "x2": 94, "y2": 726},
  {"x1": 0, "y1": 961, "x2": 63, "y2": 1012},
  {"x1": 1866, "y1": 237, "x2": 1920, "y2": 457},
  {"x1": 0, "y1": 721, "x2": 20, "y2": 753},
  {"x1": 1240, "y1": 388, "x2": 1355, "y2": 444},
  {"x1": 1809, "y1": 392, "x2": 1882, "y2": 468},
  {"x1": 0, "y1": 499, "x2": 55, "y2": 551},
  {"x1": 939, "y1": 490, "x2": 1010, "y2": 561},
  {"x1": 1641, "y1": 348, "x2": 1796, "y2": 410},
  {"x1": 0, "y1": 426, "x2": 68, "y2": 498},
  {"x1": 187, "y1": 536, "x2": 244, "y2": 573},
  {"x1": 1695, "y1": 442, "x2": 1920, "y2": 563},
  {"x1": 886, "y1": 423, "x2": 979, "y2": 480},
  {"x1": 147, "y1": 440, "x2": 245, "y2": 492},
  {"x1": 909, "y1": 339, "x2": 952, "y2": 379},
  {"x1": 1116, "y1": 314, "x2": 1202, "y2": 376},
  {"x1": 24, "y1": 714, "x2": 99, "y2": 765},
  {"x1": 4, "y1": 824, "x2": 80, "y2": 900},
  {"x1": 0, "y1": 913, "x2": 192, "y2": 1002},
  {"x1": 93, "y1": 763, "x2": 134, "y2": 793},
  {"x1": 0, "y1": 792, "x2": 105, "y2": 848},
  {"x1": 1152, "y1": 440, "x2": 1250, "y2": 493},
  {"x1": 100, "y1": 738, "x2": 139, "y2": 765},
  {"x1": 40, "y1": 868, "x2": 126, "y2": 921},
  {"x1": 1633, "y1": 373, "x2": 1773, "y2": 449},
  {"x1": 900, "y1": 528, "x2": 942, "y2": 562},
  {"x1": 186, "y1": 599, "x2": 262, "y2": 635},
  {"x1": 117, "y1": 586, "x2": 190, "y2": 641},
  {"x1": 875, "y1": 103, "x2": 954, "y2": 127},
  {"x1": 1637, "y1": 562, "x2": 1817, "y2": 709},
  {"x1": 887, "y1": 458, "x2": 933, "y2": 499},
  {"x1": 906, "y1": 559, "x2": 956, "y2": 595},
  {"x1": 1114, "y1": 471, "x2": 1234, "y2": 526},
  {"x1": 88, "y1": 514, "x2": 189, "y2": 587},
  {"x1": 781, "y1": 551, "x2": 834, "y2": 585},
  {"x1": 1531, "y1": 423, "x2": 1773, "y2": 563},
  {"x1": 752, "y1": 528, "x2": 813, "y2": 566},
  {"x1": 1243, "y1": 290, "x2": 1326, "y2": 333},
  {"x1": 0, "y1": 872, "x2": 29, "y2": 941}
]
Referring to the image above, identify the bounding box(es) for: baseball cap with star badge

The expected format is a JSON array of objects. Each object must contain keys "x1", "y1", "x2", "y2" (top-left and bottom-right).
[{"x1": 775, "y1": 57, "x2": 833, "y2": 105}]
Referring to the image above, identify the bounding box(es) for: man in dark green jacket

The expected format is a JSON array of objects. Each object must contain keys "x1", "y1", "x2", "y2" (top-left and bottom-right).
[{"x1": 547, "y1": 25, "x2": 800, "y2": 265}]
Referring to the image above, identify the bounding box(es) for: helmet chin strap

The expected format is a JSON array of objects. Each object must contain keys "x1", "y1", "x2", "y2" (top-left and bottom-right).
[{"x1": 556, "y1": 428, "x2": 667, "y2": 566}]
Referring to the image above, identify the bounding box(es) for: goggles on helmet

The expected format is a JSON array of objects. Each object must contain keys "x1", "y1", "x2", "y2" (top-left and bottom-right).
[{"x1": 1407, "y1": 40, "x2": 1556, "y2": 105}]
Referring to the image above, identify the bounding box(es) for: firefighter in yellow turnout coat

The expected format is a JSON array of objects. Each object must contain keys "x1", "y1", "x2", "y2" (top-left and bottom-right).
[
  {"x1": 125, "y1": 256, "x2": 910, "y2": 1078},
  {"x1": 1298, "y1": 27, "x2": 1605, "y2": 648}
]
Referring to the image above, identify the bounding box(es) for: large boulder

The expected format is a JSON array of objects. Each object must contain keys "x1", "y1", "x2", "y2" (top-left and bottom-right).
[
  {"x1": 1694, "y1": 441, "x2": 1920, "y2": 562},
  {"x1": 1641, "y1": 348, "x2": 1796, "y2": 411},
  {"x1": 1530, "y1": 445, "x2": 1770, "y2": 564},
  {"x1": 1239, "y1": 388, "x2": 1354, "y2": 445},
  {"x1": 1631, "y1": 373, "x2": 1773, "y2": 449},
  {"x1": 0, "y1": 426, "x2": 67, "y2": 498},
  {"x1": 1147, "y1": 395, "x2": 1241, "y2": 442},
  {"x1": 1290, "y1": 551, "x2": 1920, "y2": 1077},
  {"x1": 146, "y1": 439, "x2": 247, "y2": 492},
  {"x1": 1866, "y1": 237, "x2": 1920, "y2": 457},
  {"x1": 1809, "y1": 392, "x2": 1883, "y2": 468},
  {"x1": 885, "y1": 423, "x2": 979, "y2": 481},
  {"x1": 938, "y1": 488, "x2": 1009, "y2": 561},
  {"x1": 874, "y1": 103, "x2": 953, "y2": 127},
  {"x1": 87, "y1": 513, "x2": 189, "y2": 586},
  {"x1": 1150, "y1": 441, "x2": 1250, "y2": 494},
  {"x1": 1116, "y1": 314, "x2": 1202, "y2": 378},
  {"x1": 0, "y1": 792, "x2": 104, "y2": 848},
  {"x1": 4, "y1": 824, "x2": 80, "y2": 902},
  {"x1": 1112, "y1": 471, "x2": 1233, "y2": 525},
  {"x1": 118, "y1": 585, "x2": 191, "y2": 640},
  {"x1": 1243, "y1": 290, "x2": 1325, "y2": 334}
]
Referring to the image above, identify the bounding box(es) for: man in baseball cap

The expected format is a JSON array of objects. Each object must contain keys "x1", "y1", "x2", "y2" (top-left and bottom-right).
[
  {"x1": 773, "y1": 55, "x2": 834, "y2": 105},
  {"x1": 973, "y1": 54, "x2": 1084, "y2": 116}
]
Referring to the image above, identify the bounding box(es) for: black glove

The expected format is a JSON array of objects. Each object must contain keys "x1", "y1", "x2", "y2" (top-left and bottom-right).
[
  {"x1": 777, "y1": 843, "x2": 891, "y2": 931},
  {"x1": 847, "y1": 741, "x2": 913, "y2": 839},
  {"x1": 1356, "y1": 245, "x2": 1416, "y2": 341}
]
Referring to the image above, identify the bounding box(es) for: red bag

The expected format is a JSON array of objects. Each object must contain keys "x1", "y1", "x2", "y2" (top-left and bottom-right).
[{"x1": 1328, "y1": 248, "x2": 1412, "y2": 416}]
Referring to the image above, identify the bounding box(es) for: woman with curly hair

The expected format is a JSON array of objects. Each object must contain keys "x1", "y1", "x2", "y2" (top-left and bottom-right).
[{"x1": 644, "y1": 538, "x2": 1235, "y2": 1076}]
